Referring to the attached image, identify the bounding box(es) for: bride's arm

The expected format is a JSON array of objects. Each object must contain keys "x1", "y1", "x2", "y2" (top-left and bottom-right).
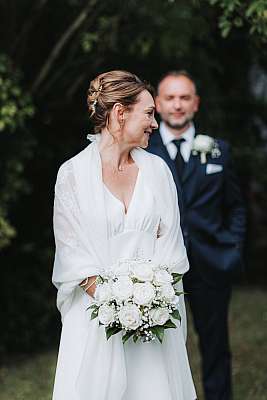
[
  {"x1": 52, "y1": 161, "x2": 101, "y2": 319},
  {"x1": 79, "y1": 276, "x2": 98, "y2": 297}
]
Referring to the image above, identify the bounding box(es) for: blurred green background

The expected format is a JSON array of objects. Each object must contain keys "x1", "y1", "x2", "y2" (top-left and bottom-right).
[{"x1": 0, "y1": 0, "x2": 267, "y2": 397}]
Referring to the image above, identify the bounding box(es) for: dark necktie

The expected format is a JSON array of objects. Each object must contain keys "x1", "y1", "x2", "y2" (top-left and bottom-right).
[{"x1": 173, "y1": 138, "x2": 185, "y2": 179}]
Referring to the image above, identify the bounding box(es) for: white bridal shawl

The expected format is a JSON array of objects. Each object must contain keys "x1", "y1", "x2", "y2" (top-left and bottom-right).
[{"x1": 52, "y1": 138, "x2": 189, "y2": 400}]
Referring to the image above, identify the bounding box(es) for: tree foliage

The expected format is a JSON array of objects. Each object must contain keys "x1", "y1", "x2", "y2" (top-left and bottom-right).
[
  {"x1": 207, "y1": 0, "x2": 267, "y2": 40},
  {"x1": 0, "y1": 54, "x2": 34, "y2": 249}
]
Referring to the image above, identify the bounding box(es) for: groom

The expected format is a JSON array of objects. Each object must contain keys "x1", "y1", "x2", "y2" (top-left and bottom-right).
[{"x1": 147, "y1": 70, "x2": 246, "y2": 400}]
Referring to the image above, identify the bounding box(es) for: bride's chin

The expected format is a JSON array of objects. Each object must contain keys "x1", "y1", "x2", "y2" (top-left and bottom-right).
[
  {"x1": 140, "y1": 144, "x2": 148, "y2": 149},
  {"x1": 140, "y1": 139, "x2": 149, "y2": 149},
  {"x1": 140, "y1": 134, "x2": 150, "y2": 148}
]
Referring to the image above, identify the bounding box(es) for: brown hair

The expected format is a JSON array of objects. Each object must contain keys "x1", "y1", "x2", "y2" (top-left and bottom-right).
[
  {"x1": 87, "y1": 70, "x2": 154, "y2": 133},
  {"x1": 157, "y1": 70, "x2": 198, "y2": 94}
]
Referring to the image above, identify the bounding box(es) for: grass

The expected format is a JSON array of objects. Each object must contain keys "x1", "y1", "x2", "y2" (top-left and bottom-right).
[
  {"x1": 187, "y1": 287, "x2": 267, "y2": 400},
  {"x1": 0, "y1": 287, "x2": 266, "y2": 400}
]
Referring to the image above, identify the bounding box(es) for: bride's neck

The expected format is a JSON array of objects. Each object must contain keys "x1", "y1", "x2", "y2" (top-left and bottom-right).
[{"x1": 98, "y1": 129, "x2": 133, "y2": 172}]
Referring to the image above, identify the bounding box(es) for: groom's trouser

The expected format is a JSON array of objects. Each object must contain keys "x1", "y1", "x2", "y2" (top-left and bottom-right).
[{"x1": 183, "y1": 254, "x2": 232, "y2": 400}]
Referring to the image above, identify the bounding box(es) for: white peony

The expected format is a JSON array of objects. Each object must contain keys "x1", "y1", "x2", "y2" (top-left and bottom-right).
[
  {"x1": 94, "y1": 282, "x2": 113, "y2": 303},
  {"x1": 160, "y1": 284, "x2": 175, "y2": 302},
  {"x1": 130, "y1": 261, "x2": 154, "y2": 282},
  {"x1": 133, "y1": 282, "x2": 155, "y2": 305},
  {"x1": 112, "y1": 276, "x2": 133, "y2": 301},
  {"x1": 149, "y1": 308, "x2": 170, "y2": 326},
  {"x1": 98, "y1": 304, "x2": 115, "y2": 326},
  {"x1": 118, "y1": 304, "x2": 141, "y2": 330},
  {"x1": 153, "y1": 269, "x2": 173, "y2": 286}
]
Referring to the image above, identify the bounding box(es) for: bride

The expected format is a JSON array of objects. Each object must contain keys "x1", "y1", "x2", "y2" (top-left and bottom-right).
[{"x1": 52, "y1": 70, "x2": 196, "y2": 400}]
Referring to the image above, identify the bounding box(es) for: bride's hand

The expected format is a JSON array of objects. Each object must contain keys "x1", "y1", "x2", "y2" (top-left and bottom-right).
[{"x1": 80, "y1": 275, "x2": 98, "y2": 297}]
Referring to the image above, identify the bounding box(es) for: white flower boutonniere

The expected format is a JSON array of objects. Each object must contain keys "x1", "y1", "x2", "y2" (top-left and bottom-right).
[{"x1": 192, "y1": 134, "x2": 221, "y2": 164}]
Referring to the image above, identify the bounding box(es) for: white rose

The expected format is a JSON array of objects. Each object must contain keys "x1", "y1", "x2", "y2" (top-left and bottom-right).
[
  {"x1": 112, "y1": 276, "x2": 133, "y2": 301},
  {"x1": 153, "y1": 269, "x2": 173, "y2": 286},
  {"x1": 133, "y1": 282, "x2": 155, "y2": 305},
  {"x1": 130, "y1": 262, "x2": 154, "y2": 282},
  {"x1": 94, "y1": 282, "x2": 113, "y2": 304},
  {"x1": 112, "y1": 261, "x2": 130, "y2": 276},
  {"x1": 98, "y1": 304, "x2": 115, "y2": 326},
  {"x1": 193, "y1": 134, "x2": 214, "y2": 152},
  {"x1": 118, "y1": 304, "x2": 141, "y2": 330},
  {"x1": 149, "y1": 308, "x2": 170, "y2": 326},
  {"x1": 160, "y1": 284, "x2": 175, "y2": 302}
]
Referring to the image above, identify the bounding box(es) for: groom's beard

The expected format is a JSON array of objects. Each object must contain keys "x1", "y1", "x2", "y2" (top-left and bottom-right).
[{"x1": 165, "y1": 114, "x2": 194, "y2": 131}]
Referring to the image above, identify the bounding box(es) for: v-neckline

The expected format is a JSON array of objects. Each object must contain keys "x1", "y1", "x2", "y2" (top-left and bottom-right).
[{"x1": 103, "y1": 169, "x2": 140, "y2": 216}]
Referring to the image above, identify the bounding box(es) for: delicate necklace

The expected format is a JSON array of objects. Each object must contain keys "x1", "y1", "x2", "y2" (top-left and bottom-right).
[{"x1": 111, "y1": 164, "x2": 124, "y2": 173}]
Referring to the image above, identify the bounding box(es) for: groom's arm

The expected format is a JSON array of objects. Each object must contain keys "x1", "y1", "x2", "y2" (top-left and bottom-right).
[{"x1": 222, "y1": 142, "x2": 247, "y2": 244}]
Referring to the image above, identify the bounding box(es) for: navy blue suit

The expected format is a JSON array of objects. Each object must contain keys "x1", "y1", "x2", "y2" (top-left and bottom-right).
[{"x1": 147, "y1": 130, "x2": 246, "y2": 400}]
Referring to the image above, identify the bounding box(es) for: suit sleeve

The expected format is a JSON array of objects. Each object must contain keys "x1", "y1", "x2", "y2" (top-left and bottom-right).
[{"x1": 222, "y1": 143, "x2": 246, "y2": 244}]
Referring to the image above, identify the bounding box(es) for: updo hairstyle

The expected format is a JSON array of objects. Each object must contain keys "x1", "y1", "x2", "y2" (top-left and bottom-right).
[{"x1": 87, "y1": 70, "x2": 154, "y2": 133}]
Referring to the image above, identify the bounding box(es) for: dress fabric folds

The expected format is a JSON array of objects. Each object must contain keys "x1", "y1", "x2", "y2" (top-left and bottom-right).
[{"x1": 52, "y1": 137, "x2": 196, "y2": 400}]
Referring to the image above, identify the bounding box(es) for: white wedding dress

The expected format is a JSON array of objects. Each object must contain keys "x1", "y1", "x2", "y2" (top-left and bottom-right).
[
  {"x1": 103, "y1": 172, "x2": 196, "y2": 400},
  {"x1": 52, "y1": 141, "x2": 196, "y2": 400}
]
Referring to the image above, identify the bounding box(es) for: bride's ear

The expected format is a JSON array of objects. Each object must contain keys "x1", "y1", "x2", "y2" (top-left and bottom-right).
[{"x1": 112, "y1": 102, "x2": 125, "y2": 128}]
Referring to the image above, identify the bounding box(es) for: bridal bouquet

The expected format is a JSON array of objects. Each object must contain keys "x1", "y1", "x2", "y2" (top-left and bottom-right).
[{"x1": 88, "y1": 258, "x2": 183, "y2": 344}]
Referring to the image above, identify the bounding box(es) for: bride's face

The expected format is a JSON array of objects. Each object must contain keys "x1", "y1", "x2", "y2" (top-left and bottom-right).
[{"x1": 121, "y1": 90, "x2": 158, "y2": 148}]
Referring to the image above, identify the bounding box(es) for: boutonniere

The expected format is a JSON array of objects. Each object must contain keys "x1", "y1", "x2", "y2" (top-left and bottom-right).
[{"x1": 192, "y1": 134, "x2": 221, "y2": 164}]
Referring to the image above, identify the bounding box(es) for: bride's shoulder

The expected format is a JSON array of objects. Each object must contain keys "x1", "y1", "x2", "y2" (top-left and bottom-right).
[
  {"x1": 138, "y1": 148, "x2": 172, "y2": 177},
  {"x1": 57, "y1": 144, "x2": 91, "y2": 181},
  {"x1": 57, "y1": 143, "x2": 92, "y2": 176}
]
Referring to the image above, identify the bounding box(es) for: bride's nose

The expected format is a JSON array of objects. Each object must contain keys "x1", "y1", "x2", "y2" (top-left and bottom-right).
[{"x1": 151, "y1": 117, "x2": 158, "y2": 130}]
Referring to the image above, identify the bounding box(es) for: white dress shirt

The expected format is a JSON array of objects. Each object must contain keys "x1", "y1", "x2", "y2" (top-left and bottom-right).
[{"x1": 159, "y1": 122, "x2": 195, "y2": 162}]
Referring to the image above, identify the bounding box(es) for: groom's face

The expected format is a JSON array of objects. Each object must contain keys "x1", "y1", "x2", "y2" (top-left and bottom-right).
[{"x1": 156, "y1": 75, "x2": 199, "y2": 131}]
